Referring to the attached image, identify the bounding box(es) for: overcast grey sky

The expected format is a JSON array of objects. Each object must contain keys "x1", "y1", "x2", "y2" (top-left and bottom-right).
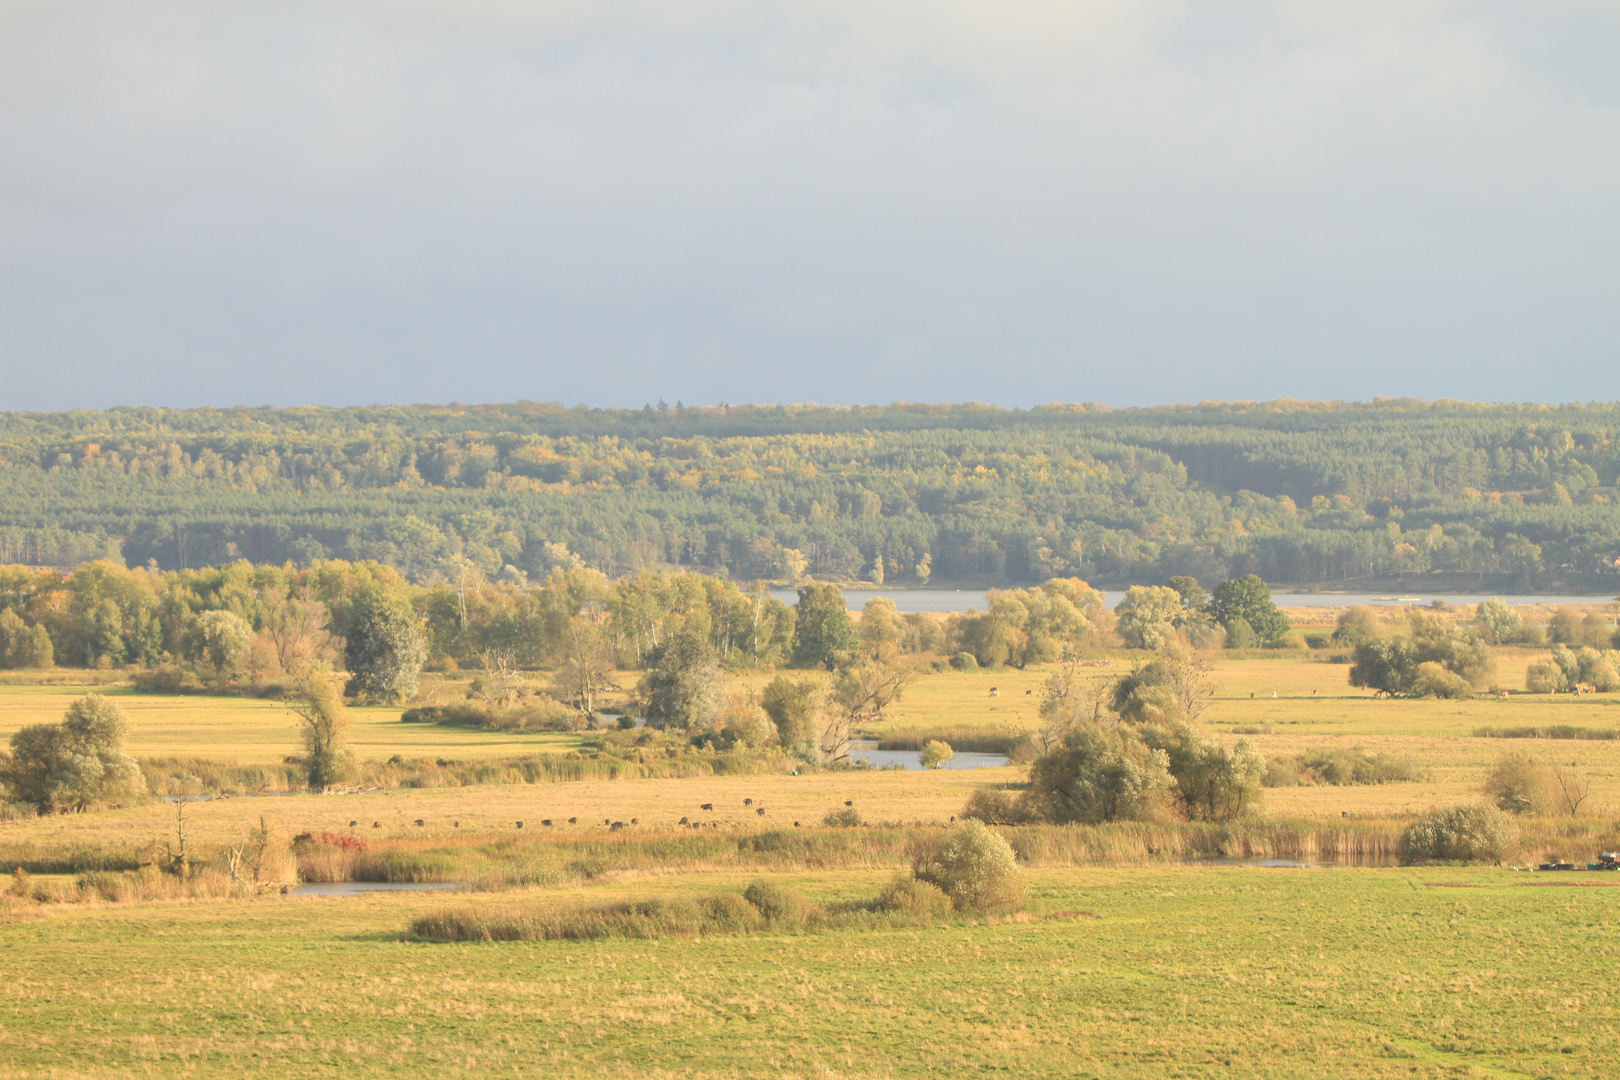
[{"x1": 3, "y1": 1, "x2": 1617, "y2": 412}]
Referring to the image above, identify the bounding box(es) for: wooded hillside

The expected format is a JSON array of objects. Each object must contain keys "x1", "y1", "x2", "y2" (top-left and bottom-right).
[{"x1": 2, "y1": 399, "x2": 1618, "y2": 588}]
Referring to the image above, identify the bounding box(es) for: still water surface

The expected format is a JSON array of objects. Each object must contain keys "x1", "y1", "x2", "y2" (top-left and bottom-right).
[
  {"x1": 845, "y1": 739, "x2": 1010, "y2": 771},
  {"x1": 292, "y1": 882, "x2": 465, "y2": 896},
  {"x1": 772, "y1": 588, "x2": 1613, "y2": 613}
]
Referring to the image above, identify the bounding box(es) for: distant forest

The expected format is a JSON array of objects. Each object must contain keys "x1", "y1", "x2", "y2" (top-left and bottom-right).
[{"x1": 2, "y1": 398, "x2": 1619, "y2": 590}]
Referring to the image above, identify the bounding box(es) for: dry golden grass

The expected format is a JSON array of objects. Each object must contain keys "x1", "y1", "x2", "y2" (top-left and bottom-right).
[
  {"x1": 1, "y1": 764, "x2": 1014, "y2": 849},
  {"x1": 4, "y1": 646, "x2": 1620, "y2": 836},
  {"x1": 0, "y1": 682, "x2": 583, "y2": 763}
]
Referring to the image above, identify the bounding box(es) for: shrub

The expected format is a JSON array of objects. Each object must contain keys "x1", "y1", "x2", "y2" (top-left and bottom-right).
[
  {"x1": 1223, "y1": 617, "x2": 1257, "y2": 649},
  {"x1": 1482, "y1": 751, "x2": 1557, "y2": 815},
  {"x1": 950, "y1": 652, "x2": 979, "y2": 672},
  {"x1": 1293, "y1": 748, "x2": 1416, "y2": 786},
  {"x1": 961, "y1": 788, "x2": 1041, "y2": 825},
  {"x1": 875, "y1": 875, "x2": 952, "y2": 917},
  {"x1": 1525, "y1": 661, "x2": 1567, "y2": 694},
  {"x1": 919, "y1": 740, "x2": 954, "y2": 769},
  {"x1": 1410, "y1": 661, "x2": 1470, "y2": 699},
  {"x1": 1144, "y1": 723, "x2": 1265, "y2": 822},
  {"x1": 1332, "y1": 606, "x2": 1381, "y2": 647},
  {"x1": 1262, "y1": 757, "x2": 1303, "y2": 787},
  {"x1": 131, "y1": 663, "x2": 203, "y2": 694},
  {"x1": 0, "y1": 693, "x2": 146, "y2": 813},
  {"x1": 1024, "y1": 721, "x2": 1175, "y2": 824},
  {"x1": 918, "y1": 819, "x2": 1023, "y2": 913},
  {"x1": 700, "y1": 892, "x2": 765, "y2": 932},
  {"x1": 822, "y1": 807, "x2": 863, "y2": 828},
  {"x1": 1400, "y1": 804, "x2": 1517, "y2": 864},
  {"x1": 743, "y1": 878, "x2": 818, "y2": 927}
]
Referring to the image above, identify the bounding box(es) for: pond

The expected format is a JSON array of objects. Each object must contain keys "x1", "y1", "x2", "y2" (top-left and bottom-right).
[
  {"x1": 291, "y1": 882, "x2": 466, "y2": 896},
  {"x1": 845, "y1": 739, "x2": 1010, "y2": 771}
]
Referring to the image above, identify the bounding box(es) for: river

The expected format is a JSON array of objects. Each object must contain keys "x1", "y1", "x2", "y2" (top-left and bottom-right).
[{"x1": 770, "y1": 588, "x2": 1614, "y2": 614}]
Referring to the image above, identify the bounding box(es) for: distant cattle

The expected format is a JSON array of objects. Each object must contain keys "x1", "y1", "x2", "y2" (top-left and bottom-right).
[
  {"x1": 744, "y1": 798, "x2": 753, "y2": 805},
  {"x1": 516, "y1": 821, "x2": 524, "y2": 828},
  {"x1": 414, "y1": 819, "x2": 425, "y2": 827},
  {"x1": 568, "y1": 817, "x2": 578, "y2": 825},
  {"x1": 700, "y1": 803, "x2": 714, "y2": 811},
  {"x1": 989, "y1": 687, "x2": 999, "y2": 697},
  {"x1": 541, "y1": 819, "x2": 553, "y2": 827},
  {"x1": 756, "y1": 807, "x2": 766, "y2": 816}
]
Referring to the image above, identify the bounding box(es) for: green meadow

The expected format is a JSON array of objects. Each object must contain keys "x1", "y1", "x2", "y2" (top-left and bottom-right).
[{"x1": 3, "y1": 865, "x2": 1615, "y2": 1078}]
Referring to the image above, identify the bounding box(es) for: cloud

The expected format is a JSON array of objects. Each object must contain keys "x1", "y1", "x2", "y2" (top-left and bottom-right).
[{"x1": 2, "y1": 1, "x2": 1617, "y2": 409}]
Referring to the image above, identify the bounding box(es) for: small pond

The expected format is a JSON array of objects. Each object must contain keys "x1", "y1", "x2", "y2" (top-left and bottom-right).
[
  {"x1": 845, "y1": 739, "x2": 1010, "y2": 771},
  {"x1": 292, "y1": 882, "x2": 466, "y2": 896}
]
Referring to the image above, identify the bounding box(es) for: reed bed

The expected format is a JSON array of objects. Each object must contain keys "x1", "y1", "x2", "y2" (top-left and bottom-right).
[
  {"x1": 11, "y1": 814, "x2": 1620, "y2": 899},
  {"x1": 137, "y1": 747, "x2": 797, "y2": 798},
  {"x1": 1473, "y1": 725, "x2": 1620, "y2": 741},
  {"x1": 872, "y1": 727, "x2": 1031, "y2": 756}
]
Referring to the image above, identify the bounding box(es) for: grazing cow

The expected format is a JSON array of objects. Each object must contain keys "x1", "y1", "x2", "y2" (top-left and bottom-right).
[
  {"x1": 372, "y1": 821, "x2": 381, "y2": 828},
  {"x1": 568, "y1": 816, "x2": 578, "y2": 825},
  {"x1": 604, "y1": 818, "x2": 611, "y2": 825},
  {"x1": 414, "y1": 819, "x2": 425, "y2": 826},
  {"x1": 631, "y1": 817, "x2": 639, "y2": 825},
  {"x1": 1025, "y1": 689, "x2": 1032, "y2": 695},
  {"x1": 516, "y1": 821, "x2": 524, "y2": 829},
  {"x1": 744, "y1": 798, "x2": 753, "y2": 805},
  {"x1": 349, "y1": 820, "x2": 357, "y2": 827},
  {"x1": 541, "y1": 819, "x2": 553, "y2": 827},
  {"x1": 989, "y1": 687, "x2": 999, "y2": 697},
  {"x1": 452, "y1": 821, "x2": 460, "y2": 828},
  {"x1": 700, "y1": 803, "x2": 714, "y2": 811},
  {"x1": 679, "y1": 816, "x2": 689, "y2": 825},
  {"x1": 844, "y1": 800, "x2": 853, "y2": 807},
  {"x1": 756, "y1": 807, "x2": 766, "y2": 816},
  {"x1": 793, "y1": 821, "x2": 800, "y2": 828}
]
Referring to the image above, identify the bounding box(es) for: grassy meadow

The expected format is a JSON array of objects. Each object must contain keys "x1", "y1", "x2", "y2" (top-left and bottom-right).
[
  {"x1": 3, "y1": 864, "x2": 1616, "y2": 1078},
  {"x1": 6, "y1": 634, "x2": 1620, "y2": 1077}
]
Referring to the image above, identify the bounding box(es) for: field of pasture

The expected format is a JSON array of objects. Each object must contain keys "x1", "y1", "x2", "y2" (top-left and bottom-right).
[
  {"x1": 5, "y1": 644, "x2": 1620, "y2": 1077},
  {"x1": 3, "y1": 863, "x2": 1616, "y2": 1078}
]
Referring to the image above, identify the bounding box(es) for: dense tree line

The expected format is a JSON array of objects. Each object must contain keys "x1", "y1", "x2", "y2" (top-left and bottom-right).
[{"x1": 1, "y1": 399, "x2": 1618, "y2": 588}]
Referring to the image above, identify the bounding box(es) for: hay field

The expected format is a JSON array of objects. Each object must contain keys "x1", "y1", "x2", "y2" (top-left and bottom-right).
[
  {"x1": 0, "y1": 683, "x2": 583, "y2": 763},
  {"x1": 2, "y1": 863, "x2": 1614, "y2": 1078}
]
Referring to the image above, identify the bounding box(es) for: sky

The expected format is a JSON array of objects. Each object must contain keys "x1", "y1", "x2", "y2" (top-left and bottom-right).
[{"x1": 3, "y1": 1, "x2": 1618, "y2": 412}]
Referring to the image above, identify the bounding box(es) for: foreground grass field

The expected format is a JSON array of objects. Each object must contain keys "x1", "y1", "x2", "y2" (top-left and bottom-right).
[{"x1": 2, "y1": 863, "x2": 1614, "y2": 1078}]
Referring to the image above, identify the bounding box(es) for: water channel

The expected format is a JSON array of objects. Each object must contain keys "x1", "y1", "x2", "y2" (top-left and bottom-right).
[
  {"x1": 771, "y1": 588, "x2": 1613, "y2": 613},
  {"x1": 291, "y1": 882, "x2": 466, "y2": 896}
]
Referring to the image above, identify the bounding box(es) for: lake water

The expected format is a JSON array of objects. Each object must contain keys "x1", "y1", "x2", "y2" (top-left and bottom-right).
[
  {"x1": 845, "y1": 739, "x2": 1010, "y2": 771},
  {"x1": 771, "y1": 588, "x2": 1614, "y2": 614},
  {"x1": 291, "y1": 882, "x2": 465, "y2": 896}
]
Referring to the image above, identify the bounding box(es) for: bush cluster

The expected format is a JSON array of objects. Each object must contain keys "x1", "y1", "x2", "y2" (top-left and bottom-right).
[
  {"x1": 1262, "y1": 748, "x2": 1417, "y2": 788},
  {"x1": 1400, "y1": 804, "x2": 1517, "y2": 864}
]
